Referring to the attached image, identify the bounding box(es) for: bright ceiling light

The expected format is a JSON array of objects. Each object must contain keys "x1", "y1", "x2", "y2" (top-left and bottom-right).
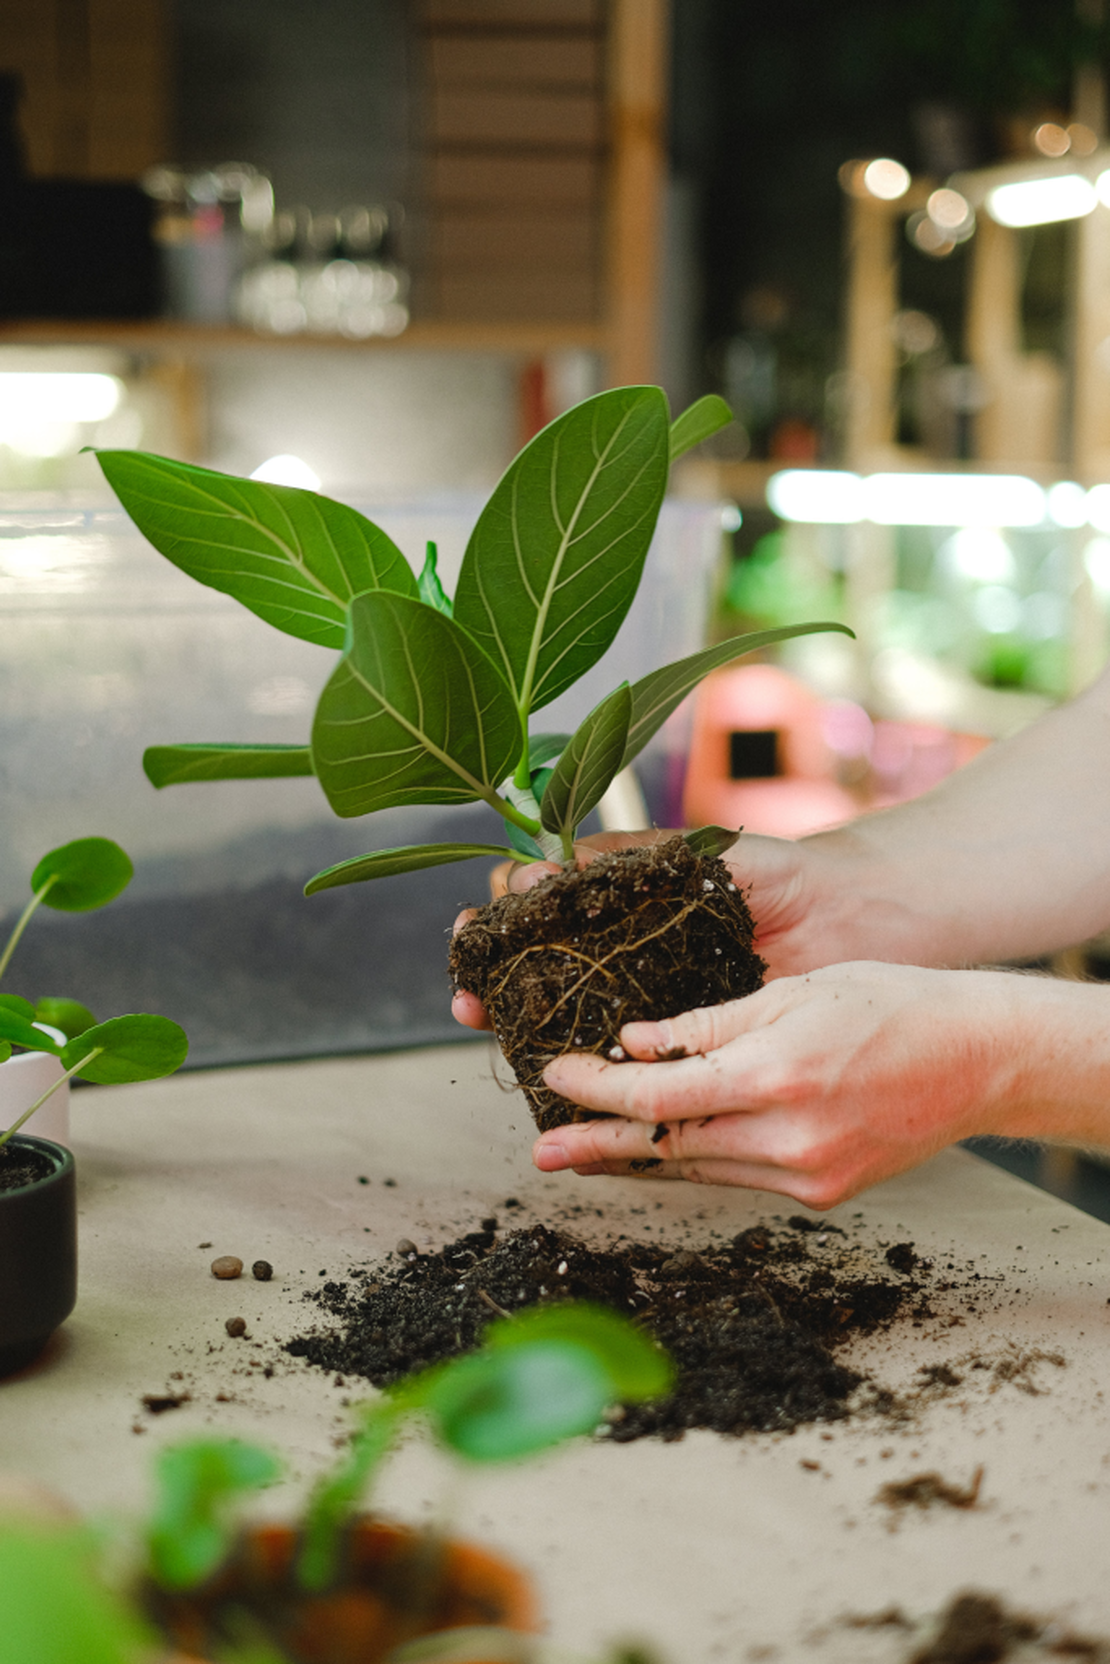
[
  {"x1": 249, "y1": 454, "x2": 321, "y2": 490},
  {"x1": 986, "y1": 174, "x2": 1097, "y2": 227},
  {"x1": 1085, "y1": 484, "x2": 1110, "y2": 533},
  {"x1": 862, "y1": 158, "x2": 911, "y2": 201},
  {"x1": 863, "y1": 473, "x2": 1045, "y2": 528},
  {"x1": 941, "y1": 528, "x2": 1016, "y2": 583},
  {"x1": 0, "y1": 372, "x2": 122, "y2": 429},
  {"x1": 766, "y1": 470, "x2": 864, "y2": 523}
]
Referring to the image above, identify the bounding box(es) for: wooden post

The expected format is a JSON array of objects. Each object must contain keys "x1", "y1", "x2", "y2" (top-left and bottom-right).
[
  {"x1": 605, "y1": 0, "x2": 668, "y2": 389},
  {"x1": 843, "y1": 193, "x2": 898, "y2": 469}
]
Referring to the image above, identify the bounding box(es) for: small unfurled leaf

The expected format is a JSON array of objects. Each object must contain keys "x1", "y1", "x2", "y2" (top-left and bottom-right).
[
  {"x1": 311, "y1": 592, "x2": 520, "y2": 819},
  {"x1": 297, "y1": 1404, "x2": 401, "y2": 1592},
  {"x1": 0, "y1": 994, "x2": 36, "y2": 1022},
  {"x1": 418, "y1": 541, "x2": 454, "y2": 616},
  {"x1": 34, "y1": 998, "x2": 97, "y2": 1040},
  {"x1": 668, "y1": 394, "x2": 734, "y2": 462},
  {"x1": 485, "y1": 1303, "x2": 673, "y2": 1401},
  {"x1": 0, "y1": 1009, "x2": 61, "y2": 1053},
  {"x1": 540, "y1": 684, "x2": 632, "y2": 839},
  {"x1": 505, "y1": 823, "x2": 546, "y2": 860},
  {"x1": 305, "y1": 842, "x2": 517, "y2": 895},
  {"x1": 61, "y1": 1014, "x2": 188, "y2": 1084},
  {"x1": 148, "y1": 1438, "x2": 281, "y2": 1591},
  {"x1": 143, "y1": 744, "x2": 314, "y2": 788},
  {"x1": 683, "y1": 826, "x2": 739, "y2": 860},
  {"x1": 453, "y1": 386, "x2": 670, "y2": 715},
  {"x1": 622, "y1": 622, "x2": 854, "y2": 770},
  {"x1": 97, "y1": 450, "x2": 418, "y2": 649},
  {"x1": 421, "y1": 1342, "x2": 613, "y2": 1463},
  {"x1": 31, "y1": 838, "x2": 133, "y2": 913}
]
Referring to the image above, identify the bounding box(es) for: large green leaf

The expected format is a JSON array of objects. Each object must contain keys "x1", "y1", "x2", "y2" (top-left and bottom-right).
[
  {"x1": 148, "y1": 1439, "x2": 282, "y2": 1591},
  {"x1": 61, "y1": 1013, "x2": 188, "y2": 1084},
  {"x1": 485, "y1": 1302, "x2": 673, "y2": 1400},
  {"x1": 32, "y1": 838, "x2": 133, "y2": 912},
  {"x1": 305, "y1": 841, "x2": 516, "y2": 894},
  {"x1": 0, "y1": 1523, "x2": 155, "y2": 1664},
  {"x1": 0, "y1": 1008, "x2": 61, "y2": 1052},
  {"x1": 453, "y1": 387, "x2": 670, "y2": 716},
  {"x1": 34, "y1": 998, "x2": 97, "y2": 1040},
  {"x1": 143, "y1": 744, "x2": 314, "y2": 788},
  {"x1": 311, "y1": 593, "x2": 522, "y2": 819},
  {"x1": 669, "y1": 394, "x2": 734, "y2": 461},
  {"x1": 96, "y1": 450, "x2": 418, "y2": 649},
  {"x1": 540, "y1": 683, "x2": 632, "y2": 839},
  {"x1": 421, "y1": 1341, "x2": 613, "y2": 1463},
  {"x1": 622, "y1": 622, "x2": 854, "y2": 770}
]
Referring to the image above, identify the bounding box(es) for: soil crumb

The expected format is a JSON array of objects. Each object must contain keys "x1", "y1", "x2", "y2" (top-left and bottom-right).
[
  {"x1": 284, "y1": 1216, "x2": 937, "y2": 1439},
  {"x1": 905, "y1": 1591, "x2": 1107, "y2": 1662},
  {"x1": 448, "y1": 837, "x2": 765, "y2": 1132},
  {"x1": 877, "y1": 1466, "x2": 984, "y2": 1513}
]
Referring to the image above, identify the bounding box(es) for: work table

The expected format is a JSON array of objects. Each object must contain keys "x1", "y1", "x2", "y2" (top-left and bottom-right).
[{"x1": 4, "y1": 1042, "x2": 1110, "y2": 1662}]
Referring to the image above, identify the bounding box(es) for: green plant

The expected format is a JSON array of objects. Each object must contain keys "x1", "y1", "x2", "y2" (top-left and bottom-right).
[
  {"x1": 96, "y1": 389, "x2": 850, "y2": 894},
  {"x1": 0, "y1": 837, "x2": 189, "y2": 1148}
]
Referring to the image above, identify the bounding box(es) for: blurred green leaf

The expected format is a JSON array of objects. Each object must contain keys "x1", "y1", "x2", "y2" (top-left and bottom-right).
[
  {"x1": 97, "y1": 451, "x2": 418, "y2": 648},
  {"x1": 305, "y1": 842, "x2": 516, "y2": 895},
  {"x1": 422, "y1": 1341, "x2": 613, "y2": 1463},
  {"x1": 0, "y1": 1524, "x2": 152, "y2": 1664},
  {"x1": 61, "y1": 1014, "x2": 188, "y2": 1084},
  {"x1": 0, "y1": 1042, "x2": 11, "y2": 1063},
  {"x1": 527, "y1": 733, "x2": 571, "y2": 770},
  {"x1": 668, "y1": 394, "x2": 734, "y2": 462},
  {"x1": 312, "y1": 593, "x2": 521, "y2": 819},
  {"x1": 540, "y1": 684, "x2": 631, "y2": 840},
  {"x1": 34, "y1": 998, "x2": 97, "y2": 1040},
  {"x1": 621, "y1": 623, "x2": 854, "y2": 770},
  {"x1": 453, "y1": 387, "x2": 670, "y2": 716},
  {"x1": 485, "y1": 1304, "x2": 673, "y2": 1401},
  {"x1": 31, "y1": 838, "x2": 133, "y2": 913},
  {"x1": 144, "y1": 744, "x2": 314, "y2": 788},
  {"x1": 148, "y1": 1438, "x2": 281, "y2": 1591},
  {"x1": 0, "y1": 1008, "x2": 61, "y2": 1053},
  {"x1": 418, "y1": 541, "x2": 454, "y2": 616},
  {"x1": 297, "y1": 1404, "x2": 401, "y2": 1591},
  {"x1": 0, "y1": 994, "x2": 37, "y2": 1022}
]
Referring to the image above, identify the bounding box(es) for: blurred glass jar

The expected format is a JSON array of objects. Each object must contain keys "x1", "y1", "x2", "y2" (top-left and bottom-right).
[{"x1": 142, "y1": 163, "x2": 273, "y2": 324}]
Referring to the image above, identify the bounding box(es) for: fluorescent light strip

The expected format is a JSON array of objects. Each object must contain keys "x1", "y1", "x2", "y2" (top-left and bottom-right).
[{"x1": 766, "y1": 470, "x2": 1108, "y2": 529}]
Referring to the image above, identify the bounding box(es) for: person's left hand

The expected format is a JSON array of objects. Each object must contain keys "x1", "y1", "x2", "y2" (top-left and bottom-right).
[{"x1": 531, "y1": 961, "x2": 1023, "y2": 1208}]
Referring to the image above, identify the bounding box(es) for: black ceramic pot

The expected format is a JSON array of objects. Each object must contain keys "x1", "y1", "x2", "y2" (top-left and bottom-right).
[{"x1": 0, "y1": 1135, "x2": 77, "y2": 1376}]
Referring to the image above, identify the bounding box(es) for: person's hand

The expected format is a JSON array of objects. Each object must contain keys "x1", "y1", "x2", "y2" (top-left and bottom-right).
[{"x1": 530, "y1": 962, "x2": 1028, "y2": 1208}]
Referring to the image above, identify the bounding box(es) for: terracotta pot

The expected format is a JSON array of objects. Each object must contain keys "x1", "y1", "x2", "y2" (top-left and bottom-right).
[
  {"x1": 0, "y1": 1134, "x2": 77, "y2": 1376},
  {"x1": 147, "y1": 1517, "x2": 539, "y2": 1664}
]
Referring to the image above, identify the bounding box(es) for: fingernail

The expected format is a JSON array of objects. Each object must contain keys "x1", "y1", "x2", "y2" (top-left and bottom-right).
[
  {"x1": 533, "y1": 1142, "x2": 570, "y2": 1172},
  {"x1": 622, "y1": 1020, "x2": 668, "y2": 1049}
]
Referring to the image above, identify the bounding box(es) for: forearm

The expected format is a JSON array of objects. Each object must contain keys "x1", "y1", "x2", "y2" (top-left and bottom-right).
[{"x1": 763, "y1": 665, "x2": 1110, "y2": 969}]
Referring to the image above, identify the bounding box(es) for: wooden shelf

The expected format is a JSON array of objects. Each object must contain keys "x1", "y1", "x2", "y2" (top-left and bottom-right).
[{"x1": 0, "y1": 316, "x2": 611, "y2": 358}]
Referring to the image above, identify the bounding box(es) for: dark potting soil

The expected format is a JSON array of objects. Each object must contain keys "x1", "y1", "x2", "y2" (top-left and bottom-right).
[
  {"x1": 284, "y1": 1216, "x2": 933, "y2": 1439},
  {"x1": 448, "y1": 837, "x2": 766, "y2": 1133},
  {"x1": 0, "y1": 1141, "x2": 56, "y2": 1192},
  {"x1": 905, "y1": 1591, "x2": 1108, "y2": 1662}
]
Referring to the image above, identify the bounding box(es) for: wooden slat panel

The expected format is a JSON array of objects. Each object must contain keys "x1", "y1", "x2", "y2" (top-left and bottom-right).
[
  {"x1": 421, "y1": 0, "x2": 601, "y2": 27},
  {"x1": 428, "y1": 87, "x2": 604, "y2": 147},
  {"x1": 428, "y1": 209, "x2": 597, "y2": 271},
  {"x1": 0, "y1": 4, "x2": 62, "y2": 175},
  {"x1": 427, "y1": 34, "x2": 602, "y2": 88},
  {"x1": 87, "y1": 0, "x2": 167, "y2": 177},
  {"x1": 428, "y1": 269, "x2": 599, "y2": 321},
  {"x1": 425, "y1": 152, "x2": 602, "y2": 207}
]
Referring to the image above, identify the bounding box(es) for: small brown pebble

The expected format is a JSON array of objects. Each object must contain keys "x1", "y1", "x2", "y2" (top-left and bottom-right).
[
  {"x1": 395, "y1": 1238, "x2": 418, "y2": 1257},
  {"x1": 251, "y1": 1259, "x2": 273, "y2": 1282},
  {"x1": 211, "y1": 1256, "x2": 243, "y2": 1280},
  {"x1": 225, "y1": 1316, "x2": 247, "y2": 1338},
  {"x1": 197, "y1": 1241, "x2": 213, "y2": 1249}
]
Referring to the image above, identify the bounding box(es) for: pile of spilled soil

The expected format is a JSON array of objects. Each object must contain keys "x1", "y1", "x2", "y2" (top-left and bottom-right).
[
  {"x1": 285, "y1": 1215, "x2": 933, "y2": 1439},
  {"x1": 447, "y1": 837, "x2": 765, "y2": 1132},
  {"x1": 847, "y1": 1591, "x2": 1110, "y2": 1662}
]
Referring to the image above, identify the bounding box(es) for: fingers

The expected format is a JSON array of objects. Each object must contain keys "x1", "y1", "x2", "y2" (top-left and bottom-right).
[
  {"x1": 451, "y1": 989, "x2": 493, "y2": 1032},
  {"x1": 620, "y1": 996, "x2": 768, "y2": 1062},
  {"x1": 542, "y1": 1037, "x2": 766, "y2": 1124}
]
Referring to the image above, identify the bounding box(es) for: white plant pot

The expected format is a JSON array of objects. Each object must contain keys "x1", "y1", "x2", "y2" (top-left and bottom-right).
[{"x1": 0, "y1": 1029, "x2": 69, "y2": 1146}]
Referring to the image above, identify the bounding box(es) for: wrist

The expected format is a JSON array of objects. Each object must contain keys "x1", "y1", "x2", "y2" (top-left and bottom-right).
[{"x1": 974, "y1": 974, "x2": 1110, "y2": 1148}]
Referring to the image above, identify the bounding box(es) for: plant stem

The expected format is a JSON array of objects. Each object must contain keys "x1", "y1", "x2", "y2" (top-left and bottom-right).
[
  {"x1": 492, "y1": 794, "x2": 542, "y2": 837},
  {"x1": 513, "y1": 724, "x2": 531, "y2": 792},
  {"x1": 0, "y1": 875, "x2": 57, "y2": 986},
  {"x1": 0, "y1": 1046, "x2": 102, "y2": 1150},
  {"x1": 559, "y1": 827, "x2": 576, "y2": 863}
]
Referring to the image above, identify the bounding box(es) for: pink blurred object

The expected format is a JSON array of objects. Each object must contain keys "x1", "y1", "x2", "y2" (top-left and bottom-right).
[{"x1": 681, "y1": 663, "x2": 990, "y2": 838}]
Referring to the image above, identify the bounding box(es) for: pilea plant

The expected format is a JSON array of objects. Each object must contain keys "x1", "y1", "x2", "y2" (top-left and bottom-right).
[
  {"x1": 0, "y1": 1304, "x2": 671, "y2": 1664},
  {"x1": 0, "y1": 837, "x2": 189, "y2": 1149},
  {"x1": 95, "y1": 387, "x2": 849, "y2": 1130}
]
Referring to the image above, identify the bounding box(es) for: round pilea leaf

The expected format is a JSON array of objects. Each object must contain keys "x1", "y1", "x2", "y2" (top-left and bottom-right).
[
  {"x1": 0, "y1": 1042, "x2": 10, "y2": 1063},
  {"x1": 33, "y1": 998, "x2": 97, "y2": 1040},
  {"x1": 0, "y1": 994, "x2": 37, "y2": 1023},
  {"x1": 485, "y1": 1301, "x2": 673, "y2": 1401},
  {"x1": 0, "y1": 1008, "x2": 62, "y2": 1053},
  {"x1": 62, "y1": 1014, "x2": 188, "y2": 1084},
  {"x1": 31, "y1": 838, "x2": 133, "y2": 912},
  {"x1": 422, "y1": 1339, "x2": 613, "y2": 1462}
]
